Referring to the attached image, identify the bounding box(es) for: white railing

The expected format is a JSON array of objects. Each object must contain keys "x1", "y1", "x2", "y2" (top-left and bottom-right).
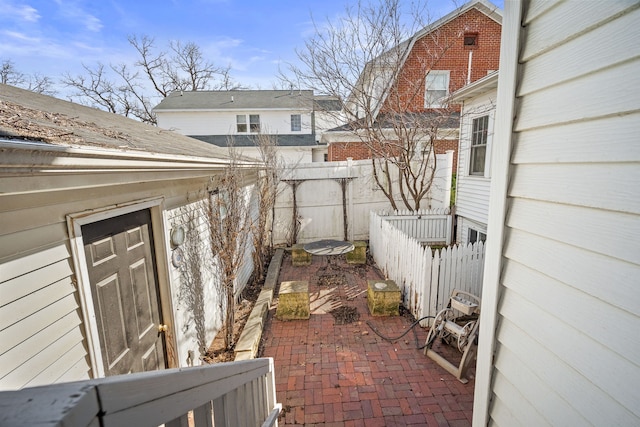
[
  {"x1": 378, "y1": 207, "x2": 453, "y2": 245},
  {"x1": 370, "y1": 211, "x2": 485, "y2": 325},
  {"x1": 0, "y1": 358, "x2": 281, "y2": 427}
]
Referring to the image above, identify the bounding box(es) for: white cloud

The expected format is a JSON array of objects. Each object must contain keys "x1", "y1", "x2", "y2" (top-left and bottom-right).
[
  {"x1": 0, "y1": 1, "x2": 40, "y2": 22},
  {"x1": 54, "y1": 0, "x2": 103, "y2": 32}
]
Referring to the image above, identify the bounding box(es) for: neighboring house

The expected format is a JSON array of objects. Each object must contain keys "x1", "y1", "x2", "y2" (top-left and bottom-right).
[
  {"x1": 474, "y1": 1, "x2": 640, "y2": 425},
  {"x1": 450, "y1": 71, "x2": 498, "y2": 245},
  {"x1": 323, "y1": 0, "x2": 502, "y2": 169},
  {"x1": 0, "y1": 84, "x2": 259, "y2": 390},
  {"x1": 154, "y1": 90, "x2": 340, "y2": 164}
]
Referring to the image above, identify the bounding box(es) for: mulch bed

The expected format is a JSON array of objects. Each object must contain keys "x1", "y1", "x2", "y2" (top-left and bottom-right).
[{"x1": 202, "y1": 276, "x2": 263, "y2": 363}]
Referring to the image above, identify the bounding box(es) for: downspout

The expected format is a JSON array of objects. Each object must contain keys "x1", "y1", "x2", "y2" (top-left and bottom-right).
[{"x1": 467, "y1": 50, "x2": 473, "y2": 85}]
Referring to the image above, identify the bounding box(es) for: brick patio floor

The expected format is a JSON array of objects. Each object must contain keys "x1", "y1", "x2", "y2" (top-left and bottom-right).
[{"x1": 260, "y1": 253, "x2": 475, "y2": 426}]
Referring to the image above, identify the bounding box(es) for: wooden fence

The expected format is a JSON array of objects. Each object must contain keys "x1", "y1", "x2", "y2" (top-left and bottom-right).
[
  {"x1": 370, "y1": 211, "x2": 485, "y2": 325},
  {"x1": 377, "y1": 208, "x2": 453, "y2": 245}
]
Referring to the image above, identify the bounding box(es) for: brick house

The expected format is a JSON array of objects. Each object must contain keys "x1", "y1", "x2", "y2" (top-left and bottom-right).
[{"x1": 323, "y1": 0, "x2": 502, "y2": 170}]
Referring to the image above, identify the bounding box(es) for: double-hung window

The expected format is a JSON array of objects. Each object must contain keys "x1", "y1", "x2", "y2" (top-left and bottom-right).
[
  {"x1": 425, "y1": 70, "x2": 450, "y2": 108},
  {"x1": 291, "y1": 114, "x2": 301, "y2": 132},
  {"x1": 469, "y1": 115, "x2": 489, "y2": 175},
  {"x1": 236, "y1": 114, "x2": 261, "y2": 133}
]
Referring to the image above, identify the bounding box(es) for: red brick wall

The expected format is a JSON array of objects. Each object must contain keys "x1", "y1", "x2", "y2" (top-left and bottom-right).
[
  {"x1": 434, "y1": 139, "x2": 459, "y2": 171},
  {"x1": 383, "y1": 8, "x2": 502, "y2": 114},
  {"x1": 329, "y1": 8, "x2": 500, "y2": 166},
  {"x1": 328, "y1": 141, "x2": 371, "y2": 161},
  {"x1": 329, "y1": 139, "x2": 458, "y2": 170}
]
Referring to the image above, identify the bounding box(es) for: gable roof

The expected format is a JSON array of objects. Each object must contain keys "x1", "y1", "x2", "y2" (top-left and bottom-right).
[
  {"x1": 0, "y1": 83, "x2": 245, "y2": 163},
  {"x1": 154, "y1": 90, "x2": 315, "y2": 112},
  {"x1": 354, "y1": 0, "x2": 502, "y2": 120}
]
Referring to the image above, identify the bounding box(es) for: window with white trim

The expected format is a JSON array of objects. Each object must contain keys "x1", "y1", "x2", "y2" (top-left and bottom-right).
[
  {"x1": 236, "y1": 114, "x2": 261, "y2": 133},
  {"x1": 469, "y1": 115, "x2": 489, "y2": 175},
  {"x1": 425, "y1": 70, "x2": 450, "y2": 108},
  {"x1": 468, "y1": 228, "x2": 486, "y2": 244},
  {"x1": 291, "y1": 114, "x2": 301, "y2": 132}
]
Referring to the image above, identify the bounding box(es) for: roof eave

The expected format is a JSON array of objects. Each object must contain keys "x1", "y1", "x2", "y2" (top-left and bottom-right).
[
  {"x1": 450, "y1": 71, "x2": 499, "y2": 102},
  {"x1": 0, "y1": 139, "x2": 259, "y2": 172}
]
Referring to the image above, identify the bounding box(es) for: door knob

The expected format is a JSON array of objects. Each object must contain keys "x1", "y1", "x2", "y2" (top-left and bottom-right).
[{"x1": 158, "y1": 324, "x2": 168, "y2": 333}]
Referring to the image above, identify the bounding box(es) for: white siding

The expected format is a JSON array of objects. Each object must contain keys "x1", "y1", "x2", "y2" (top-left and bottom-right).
[
  {"x1": 0, "y1": 174, "x2": 250, "y2": 390},
  {"x1": 476, "y1": 1, "x2": 640, "y2": 425},
  {"x1": 156, "y1": 110, "x2": 313, "y2": 136},
  {"x1": 456, "y1": 89, "x2": 496, "y2": 231}
]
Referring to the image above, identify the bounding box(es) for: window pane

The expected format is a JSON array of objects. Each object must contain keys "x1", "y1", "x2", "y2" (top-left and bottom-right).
[
  {"x1": 250, "y1": 114, "x2": 260, "y2": 133},
  {"x1": 470, "y1": 115, "x2": 489, "y2": 175},
  {"x1": 236, "y1": 115, "x2": 247, "y2": 133},
  {"x1": 425, "y1": 71, "x2": 449, "y2": 107},
  {"x1": 291, "y1": 114, "x2": 301, "y2": 131},
  {"x1": 468, "y1": 228, "x2": 486, "y2": 243},
  {"x1": 470, "y1": 145, "x2": 486, "y2": 174}
]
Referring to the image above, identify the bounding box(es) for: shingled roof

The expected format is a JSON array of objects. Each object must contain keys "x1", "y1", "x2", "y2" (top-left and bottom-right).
[
  {"x1": 154, "y1": 90, "x2": 314, "y2": 111},
  {"x1": 0, "y1": 84, "x2": 246, "y2": 162}
]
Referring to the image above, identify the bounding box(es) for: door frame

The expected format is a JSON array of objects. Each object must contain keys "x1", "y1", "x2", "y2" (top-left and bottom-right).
[{"x1": 67, "y1": 197, "x2": 177, "y2": 378}]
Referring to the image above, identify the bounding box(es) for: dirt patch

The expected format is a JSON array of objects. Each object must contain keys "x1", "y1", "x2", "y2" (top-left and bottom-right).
[
  {"x1": 317, "y1": 273, "x2": 347, "y2": 287},
  {"x1": 329, "y1": 306, "x2": 360, "y2": 325},
  {"x1": 202, "y1": 277, "x2": 262, "y2": 363}
]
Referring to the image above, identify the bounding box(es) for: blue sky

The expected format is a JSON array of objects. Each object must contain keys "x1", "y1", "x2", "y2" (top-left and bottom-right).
[{"x1": 0, "y1": 0, "x2": 503, "y2": 92}]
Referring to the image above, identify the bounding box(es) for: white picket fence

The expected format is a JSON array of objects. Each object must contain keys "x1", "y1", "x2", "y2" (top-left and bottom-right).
[
  {"x1": 377, "y1": 208, "x2": 453, "y2": 245},
  {"x1": 370, "y1": 211, "x2": 485, "y2": 325}
]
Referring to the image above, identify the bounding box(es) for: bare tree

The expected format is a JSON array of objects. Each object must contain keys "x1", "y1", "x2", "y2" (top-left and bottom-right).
[
  {"x1": 1, "y1": 60, "x2": 56, "y2": 95},
  {"x1": 250, "y1": 132, "x2": 284, "y2": 283},
  {"x1": 1, "y1": 60, "x2": 26, "y2": 86},
  {"x1": 284, "y1": 0, "x2": 461, "y2": 211},
  {"x1": 206, "y1": 148, "x2": 253, "y2": 349},
  {"x1": 63, "y1": 35, "x2": 242, "y2": 124}
]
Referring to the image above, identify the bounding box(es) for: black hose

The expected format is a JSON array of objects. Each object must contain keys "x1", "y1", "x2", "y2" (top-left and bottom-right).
[{"x1": 366, "y1": 315, "x2": 435, "y2": 350}]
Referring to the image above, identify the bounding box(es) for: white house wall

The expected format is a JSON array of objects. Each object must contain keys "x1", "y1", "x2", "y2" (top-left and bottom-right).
[
  {"x1": 455, "y1": 90, "x2": 496, "y2": 237},
  {"x1": 156, "y1": 110, "x2": 313, "y2": 136},
  {"x1": 161, "y1": 185, "x2": 258, "y2": 365},
  {"x1": 0, "y1": 171, "x2": 255, "y2": 390},
  {"x1": 474, "y1": 1, "x2": 640, "y2": 425}
]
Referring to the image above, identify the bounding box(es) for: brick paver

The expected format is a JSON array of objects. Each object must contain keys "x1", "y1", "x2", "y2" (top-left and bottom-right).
[{"x1": 260, "y1": 253, "x2": 475, "y2": 426}]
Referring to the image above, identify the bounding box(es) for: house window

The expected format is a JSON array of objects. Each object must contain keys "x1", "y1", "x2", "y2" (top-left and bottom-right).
[
  {"x1": 249, "y1": 114, "x2": 260, "y2": 133},
  {"x1": 425, "y1": 71, "x2": 450, "y2": 108},
  {"x1": 468, "y1": 228, "x2": 486, "y2": 244},
  {"x1": 469, "y1": 115, "x2": 489, "y2": 175},
  {"x1": 291, "y1": 114, "x2": 301, "y2": 132},
  {"x1": 236, "y1": 115, "x2": 247, "y2": 133},
  {"x1": 236, "y1": 114, "x2": 261, "y2": 133},
  {"x1": 464, "y1": 33, "x2": 478, "y2": 48}
]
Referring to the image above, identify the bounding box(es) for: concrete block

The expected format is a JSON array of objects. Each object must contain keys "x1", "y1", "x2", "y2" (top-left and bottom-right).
[
  {"x1": 346, "y1": 241, "x2": 367, "y2": 264},
  {"x1": 291, "y1": 244, "x2": 312, "y2": 266},
  {"x1": 276, "y1": 281, "x2": 310, "y2": 320},
  {"x1": 367, "y1": 280, "x2": 400, "y2": 316}
]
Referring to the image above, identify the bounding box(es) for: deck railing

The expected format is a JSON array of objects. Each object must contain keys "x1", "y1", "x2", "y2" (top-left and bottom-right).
[{"x1": 0, "y1": 358, "x2": 280, "y2": 427}]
